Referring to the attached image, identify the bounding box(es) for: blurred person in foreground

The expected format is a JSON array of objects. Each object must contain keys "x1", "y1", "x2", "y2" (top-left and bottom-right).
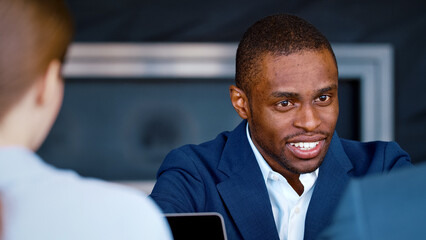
[
  {"x1": 150, "y1": 13, "x2": 412, "y2": 240},
  {"x1": 0, "y1": 201, "x2": 2, "y2": 239},
  {"x1": 0, "y1": 0, "x2": 171, "y2": 239},
  {"x1": 319, "y1": 163, "x2": 426, "y2": 240}
]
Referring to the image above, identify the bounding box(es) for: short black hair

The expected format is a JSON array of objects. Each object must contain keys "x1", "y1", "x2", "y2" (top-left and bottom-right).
[{"x1": 235, "y1": 14, "x2": 336, "y2": 96}]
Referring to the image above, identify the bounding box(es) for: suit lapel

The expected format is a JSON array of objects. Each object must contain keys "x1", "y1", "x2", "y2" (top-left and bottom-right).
[
  {"x1": 304, "y1": 133, "x2": 354, "y2": 240},
  {"x1": 217, "y1": 121, "x2": 280, "y2": 240}
]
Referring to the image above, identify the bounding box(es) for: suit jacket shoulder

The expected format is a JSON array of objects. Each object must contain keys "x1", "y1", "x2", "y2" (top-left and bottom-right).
[
  {"x1": 150, "y1": 120, "x2": 279, "y2": 240},
  {"x1": 339, "y1": 138, "x2": 411, "y2": 176}
]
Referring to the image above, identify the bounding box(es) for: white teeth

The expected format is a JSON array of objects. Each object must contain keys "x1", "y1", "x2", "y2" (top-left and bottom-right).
[{"x1": 289, "y1": 141, "x2": 319, "y2": 150}]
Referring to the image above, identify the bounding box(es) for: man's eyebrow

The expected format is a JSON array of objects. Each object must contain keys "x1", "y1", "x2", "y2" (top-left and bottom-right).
[
  {"x1": 270, "y1": 84, "x2": 337, "y2": 98},
  {"x1": 317, "y1": 84, "x2": 338, "y2": 94},
  {"x1": 271, "y1": 91, "x2": 300, "y2": 98}
]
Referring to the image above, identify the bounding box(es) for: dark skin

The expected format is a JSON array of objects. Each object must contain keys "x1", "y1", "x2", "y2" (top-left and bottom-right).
[{"x1": 230, "y1": 49, "x2": 339, "y2": 195}]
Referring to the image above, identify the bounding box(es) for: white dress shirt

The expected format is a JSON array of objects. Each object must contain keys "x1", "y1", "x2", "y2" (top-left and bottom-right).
[
  {"x1": 246, "y1": 124, "x2": 319, "y2": 240},
  {"x1": 0, "y1": 147, "x2": 172, "y2": 240}
]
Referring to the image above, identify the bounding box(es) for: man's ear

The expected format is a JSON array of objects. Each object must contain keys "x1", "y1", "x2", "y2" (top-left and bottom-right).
[
  {"x1": 36, "y1": 59, "x2": 62, "y2": 105},
  {"x1": 229, "y1": 85, "x2": 250, "y2": 119}
]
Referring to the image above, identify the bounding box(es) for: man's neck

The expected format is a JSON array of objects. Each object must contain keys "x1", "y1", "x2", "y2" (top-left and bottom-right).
[
  {"x1": 285, "y1": 175, "x2": 304, "y2": 196},
  {"x1": 265, "y1": 158, "x2": 304, "y2": 196},
  {"x1": 0, "y1": 123, "x2": 32, "y2": 149},
  {"x1": 0, "y1": 98, "x2": 40, "y2": 150},
  {"x1": 246, "y1": 123, "x2": 306, "y2": 195}
]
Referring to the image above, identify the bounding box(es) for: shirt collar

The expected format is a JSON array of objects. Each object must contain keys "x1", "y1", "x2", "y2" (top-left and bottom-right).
[{"x1": 246, "y1": 123, "x2": 319, "y2": 188}]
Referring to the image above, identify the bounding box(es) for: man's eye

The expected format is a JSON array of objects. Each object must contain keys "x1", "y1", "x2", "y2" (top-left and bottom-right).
[
  {"x1": 278, "y1": 100, "x2": 292, "y2": 107},
  {"x1": 317, "y1": 95, "x2": 330, "y2": 102}
]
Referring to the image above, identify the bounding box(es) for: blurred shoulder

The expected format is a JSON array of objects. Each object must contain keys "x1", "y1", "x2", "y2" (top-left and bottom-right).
[{"x1": 4, "y1": 166, "x2": 172, "y2": 240}]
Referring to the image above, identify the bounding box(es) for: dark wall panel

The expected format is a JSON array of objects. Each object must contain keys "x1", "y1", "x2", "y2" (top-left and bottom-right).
[
  {"x1": 62, "y1": 0, "x2": 426, "y2": 163},
  {"x1": 38, "y1": 78, "x2": 361, "y2": 180}
]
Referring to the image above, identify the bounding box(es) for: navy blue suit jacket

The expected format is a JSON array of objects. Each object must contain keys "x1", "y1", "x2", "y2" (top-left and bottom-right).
[{"x1": 150, "y1": 120, "x2": 411, "y2": 240}]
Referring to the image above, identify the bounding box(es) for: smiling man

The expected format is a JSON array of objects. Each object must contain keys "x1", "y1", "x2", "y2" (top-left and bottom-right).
[
  {"x1": 150, "y1": 14, "x2": 411, "y2": 240},
  {"x1": 232, "y1": 49, "x2": 339, "y2": 197}
]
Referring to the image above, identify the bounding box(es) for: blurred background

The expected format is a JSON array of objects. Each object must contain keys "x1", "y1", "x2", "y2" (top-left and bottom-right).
[{"x1": 37, "y1": 0, "x2": 426, "y2": 185}]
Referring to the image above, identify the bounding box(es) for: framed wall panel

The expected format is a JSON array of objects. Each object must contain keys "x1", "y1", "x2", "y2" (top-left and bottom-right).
[{"x1": 38, "y1": 43, "x2": 394, "y2": 192}]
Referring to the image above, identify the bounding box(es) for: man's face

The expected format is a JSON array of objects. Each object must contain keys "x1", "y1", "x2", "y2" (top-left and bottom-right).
[{"x1": 247, "y1": 49, "x2": 339, "y2": 175}]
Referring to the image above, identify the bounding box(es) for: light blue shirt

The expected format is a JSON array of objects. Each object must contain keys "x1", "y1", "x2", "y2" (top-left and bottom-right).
[
  {"x1": 0, "y1": 147, "x2": 172, "y2": 240},
  {"x1": 246, "y1": 124, "x2": 318, "y2": 240}
]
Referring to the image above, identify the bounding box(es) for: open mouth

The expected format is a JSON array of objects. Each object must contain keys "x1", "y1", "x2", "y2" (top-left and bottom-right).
[
  {"x1": 289, "y1": 141, "x2": 320, "y2": 150},
  {"x1": 286, "y1": 140, "x2": 325, "y2": 159}
]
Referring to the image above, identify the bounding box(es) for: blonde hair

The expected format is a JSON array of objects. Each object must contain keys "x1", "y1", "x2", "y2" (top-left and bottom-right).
[{"x1": 0, "y1": 0, "x2": 74, "y2": 120}]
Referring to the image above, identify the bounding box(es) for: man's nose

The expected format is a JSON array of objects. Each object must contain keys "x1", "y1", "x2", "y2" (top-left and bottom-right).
[{"x1": 293, "y1": 104, "x2": 321, "y2": 132}]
